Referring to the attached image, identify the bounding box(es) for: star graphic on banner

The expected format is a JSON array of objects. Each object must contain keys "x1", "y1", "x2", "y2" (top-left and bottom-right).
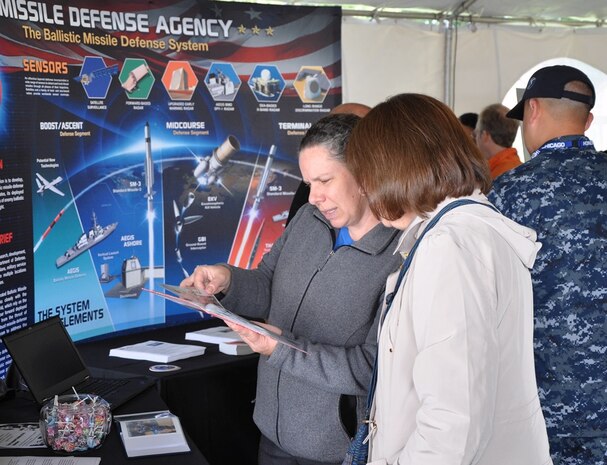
[
  {"x1": 251, "y1": 25, "x2": 261, "y2": 35},
  {"x1": 245, "y1": 7, "x2": 262, "y2": 20},
  {"x1": 212, "y1": 4, "x2": 222, "y2": 17},
  {"x1": 238, "y1": 24, "x2": 247, "y2": 34},
  {"x1": 265, "y1": 26, "x2": 274, "y2": 36}
]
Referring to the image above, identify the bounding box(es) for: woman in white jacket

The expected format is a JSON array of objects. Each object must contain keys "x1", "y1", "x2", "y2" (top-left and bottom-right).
[{"x1": 344, "y1": 94, "x2": 552, "y2": 465}]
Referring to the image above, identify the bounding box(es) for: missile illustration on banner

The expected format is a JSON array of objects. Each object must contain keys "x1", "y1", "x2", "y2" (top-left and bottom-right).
[
  {"x1": 144, "y1": 122, "x2": 154, "y2": 200},
  {"x1": 41, "y1": 208, "x2": 67, "y2": 240},
  {"x1": 252, "y1": 145, "x2": 276, "y2": 212},
  {"x1": 193, "y1": 135, "x2": 240, "y2": 191},
  {"x1": 233, "y1": 145, "x2": 276, "y2": 268},
  {"x1": 247, "y1": 218, "x2": 266, "y2": 270},
  {"x1": 143, "y1": 123, "x2": 158, "y2": 290}
]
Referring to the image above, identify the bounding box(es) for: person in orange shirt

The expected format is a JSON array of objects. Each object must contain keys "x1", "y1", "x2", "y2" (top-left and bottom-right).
[{"x1": 475, "y1": 103, "x2": 522, "y2": 178}]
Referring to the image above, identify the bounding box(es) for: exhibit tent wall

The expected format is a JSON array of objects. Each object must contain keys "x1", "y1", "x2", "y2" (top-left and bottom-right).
[
  {"x1": 341, "y1": 18, "x2": 445, "y2": 107},
  {"x1": 341, "y1": 17, "x2": 607, "y2": 117}
]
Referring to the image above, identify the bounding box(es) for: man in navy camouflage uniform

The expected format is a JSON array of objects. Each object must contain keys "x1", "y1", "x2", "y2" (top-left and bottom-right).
[{"x1": 489, "y1": 65, "x2": 607, "y2": 464}]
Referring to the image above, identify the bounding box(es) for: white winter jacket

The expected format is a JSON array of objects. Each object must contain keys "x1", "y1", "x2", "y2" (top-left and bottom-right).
[{"x1": 367, "y1": 192, "x2": 553, "y2": 465}]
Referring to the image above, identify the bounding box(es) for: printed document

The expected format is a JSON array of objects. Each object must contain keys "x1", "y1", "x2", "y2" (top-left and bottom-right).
[
  {"x1": 0, "y1": 423, "x2": 45, "y2": 449},
  {"x1": 114, "y1": 410, "x2": 189, "y2": 457},
  {"x1": 145, "y1": 284, "x2": 307, "y2": 353},
  {"x1": 0, "y1": 458, "x2": 100, "y2": 465}
]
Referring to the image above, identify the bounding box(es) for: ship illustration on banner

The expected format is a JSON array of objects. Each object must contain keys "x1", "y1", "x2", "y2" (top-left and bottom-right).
[{"x1": 56, "y1": 212, "x2": 118, "y2": 268}]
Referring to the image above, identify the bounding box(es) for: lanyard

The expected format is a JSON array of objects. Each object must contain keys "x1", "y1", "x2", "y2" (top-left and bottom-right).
[{"x1": 531, "y1": 136, "x2": 594, "y2": 159}]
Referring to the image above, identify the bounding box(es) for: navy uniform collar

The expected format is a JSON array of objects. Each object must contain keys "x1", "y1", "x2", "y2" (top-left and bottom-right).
[{"x1": 531, "y1": 135, "x2": 595, "y2": 159}]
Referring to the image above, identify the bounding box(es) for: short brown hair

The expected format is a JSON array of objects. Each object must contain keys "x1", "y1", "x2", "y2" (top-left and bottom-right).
[
  {"x1": 478, "y1": 103, "x2": 519, "y2": 148},
  {"x1": 346, "y1": 93, "x2": 491, "y2": 220}
]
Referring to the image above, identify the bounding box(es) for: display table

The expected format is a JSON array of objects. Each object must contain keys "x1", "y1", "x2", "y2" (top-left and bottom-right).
[
  {"x1": 0, "y1": 385, "x2": 209, "y2": 464},
  {"x1": 76, "y1": 319, "x2": 261, "y2": 465}
]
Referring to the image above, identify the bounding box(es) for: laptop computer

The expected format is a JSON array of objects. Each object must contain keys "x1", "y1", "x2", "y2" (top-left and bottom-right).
[{"x1": 2, "y1": 316, "x2": 155, "y2": 409}]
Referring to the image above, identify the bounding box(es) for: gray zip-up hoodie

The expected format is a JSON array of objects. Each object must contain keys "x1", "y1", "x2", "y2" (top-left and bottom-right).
[{"x1": 221, "y1": 203, "x2": 401, "y2": 462}]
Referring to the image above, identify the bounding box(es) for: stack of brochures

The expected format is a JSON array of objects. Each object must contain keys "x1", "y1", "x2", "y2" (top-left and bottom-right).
[
  {"x1": 185, "y1": 326, "x2": 254, "y2": 356},
  {"x1": 185, "y1": 326, "x2": 241, "y2": 344},
  {"x1": 218, "y1": 341, "x2": 254, "y2": 356},
  {"x1": 114, "y1": 411, "x2": 190, "y2": 457},
  {"x1": 109, "y1": 340, "x2": 206, "y2": 363}
]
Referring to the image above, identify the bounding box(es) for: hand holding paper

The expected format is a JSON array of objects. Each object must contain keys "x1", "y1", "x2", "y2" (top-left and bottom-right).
[
  {"x1": 143, "y1": 284, "x2": 307, "y2": 354},
  {"x1": 224, "y1": 320, "x2": 279, "y2": 356},
  {"x1": 180, "y1": 264, "x2": 231, "y2": 294}
]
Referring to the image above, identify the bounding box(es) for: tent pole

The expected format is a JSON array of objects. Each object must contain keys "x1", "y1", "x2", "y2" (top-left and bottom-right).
[
  {"x1": 443, "y1": 18, "x2": 456, "y2": 108},
  {"x1": 444, "y1": 0, "x2": 476, "y2": 108}
]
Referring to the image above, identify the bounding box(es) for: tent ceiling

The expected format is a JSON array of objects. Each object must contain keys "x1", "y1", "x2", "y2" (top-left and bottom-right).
[{"x1": 234, "y1": 0, "x2": 607, "y2": 27}]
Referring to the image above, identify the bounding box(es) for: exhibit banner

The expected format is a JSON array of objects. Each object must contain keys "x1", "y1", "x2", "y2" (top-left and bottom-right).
[{"x1": 0, "y1": 0, "x2": 341, "y2": 377}]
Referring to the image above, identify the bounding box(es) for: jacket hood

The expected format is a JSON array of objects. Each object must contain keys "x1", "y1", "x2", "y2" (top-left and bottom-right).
[{"x1": 397, "y1": 191, "x2": 541, "y2": 269}]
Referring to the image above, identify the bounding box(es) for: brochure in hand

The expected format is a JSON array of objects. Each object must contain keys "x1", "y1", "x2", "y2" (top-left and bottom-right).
[
  {"x1": 114, "y1": 411, "x2": 190, "y2": 457},
  {"x1": 144, "y1": 284, "x2": 307, "y2": 353}
]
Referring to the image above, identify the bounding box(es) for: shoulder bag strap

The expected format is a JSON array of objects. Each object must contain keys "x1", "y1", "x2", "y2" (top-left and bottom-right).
[{"x1": 365, "y1": 198, "x2": 497, "y2": 411}]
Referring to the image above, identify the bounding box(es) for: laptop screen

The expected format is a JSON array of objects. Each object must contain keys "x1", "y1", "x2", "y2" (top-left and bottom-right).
[{"x1": 2, "y1": 316, "x2": 91, "y2": 404}]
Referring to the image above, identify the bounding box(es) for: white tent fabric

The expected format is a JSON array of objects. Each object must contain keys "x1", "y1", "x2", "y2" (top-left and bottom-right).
[
  {"x1": 342, "y1": 18, "x2": 607, "y2": 114},
  {"x1": 311, "y1": 0, "x2": 607, "y2": 26}
]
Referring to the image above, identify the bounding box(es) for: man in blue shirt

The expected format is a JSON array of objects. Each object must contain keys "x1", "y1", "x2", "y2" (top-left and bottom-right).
[{"x1": 489, "y1": 65, "x2": 607, "y2": 464}]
